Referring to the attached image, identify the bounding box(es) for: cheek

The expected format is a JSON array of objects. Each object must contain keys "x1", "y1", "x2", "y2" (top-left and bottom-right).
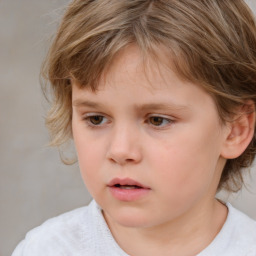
[
  {"x1": 76, "y1": 141, "x2": 101, "y2": 174},
  {"x1": 72, "y1": 126, "x2": 104, "y2": 189},
  {"x1": 75, "y1": 141, "x2": 105, "y2": 199},
  {"x1": 148, "y1": 128, "x2": 221, "y2": 198}
]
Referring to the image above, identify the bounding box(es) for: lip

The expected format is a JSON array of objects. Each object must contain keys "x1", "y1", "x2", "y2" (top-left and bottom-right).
[
  {"x1": 107, "y1": 178, "x2": 151, "y2": 202},
  {"x1": 108, "y1": 178, "x2": 150, "y2": 189}
]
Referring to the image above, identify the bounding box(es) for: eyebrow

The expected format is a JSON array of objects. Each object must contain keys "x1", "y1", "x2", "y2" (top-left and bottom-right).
[
  {"x1": 136, "y1": 103, "x2": 189, "y2": 112},
  {"x1": 72, "y1": 99, "x2": 190, "y2": 112},
  {"x1": 72, "y1": 99, "x2": 104, "y2": 109}
]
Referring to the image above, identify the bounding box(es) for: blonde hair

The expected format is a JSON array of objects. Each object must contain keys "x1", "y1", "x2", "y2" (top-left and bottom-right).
[{"x1": 42, "y1": 0, "x2": 256, "y2": 191}]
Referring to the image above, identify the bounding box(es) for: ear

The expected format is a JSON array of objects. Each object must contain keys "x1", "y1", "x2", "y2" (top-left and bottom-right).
[{"x1": 221, "y1": 102, "x2": 255, "y2": 159}]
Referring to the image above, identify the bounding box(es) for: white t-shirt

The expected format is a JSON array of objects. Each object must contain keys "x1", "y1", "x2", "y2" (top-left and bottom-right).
[{"x1": 12, "y1": 200, "x2": 256, "y2": 256}]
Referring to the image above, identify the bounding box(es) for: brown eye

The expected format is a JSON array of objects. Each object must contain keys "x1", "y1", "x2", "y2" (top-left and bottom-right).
[
  {"x1": 89, "y1": 116, "x2": 104, "y2": 125},
  {"x1": 149, "y1": 116, "x2": 164, "y2": 126},
  {"x1": 148, "y1": 116, "x2": 172, "y2": 127}
]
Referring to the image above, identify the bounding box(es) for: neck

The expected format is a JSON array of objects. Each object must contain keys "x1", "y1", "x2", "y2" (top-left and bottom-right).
[{"x1": 103, "y1": 198, "x2": 228, "y2": 256}]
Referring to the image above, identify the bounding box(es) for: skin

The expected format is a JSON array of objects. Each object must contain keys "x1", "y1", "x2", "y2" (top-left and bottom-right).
[{"x1": 72, "y1": 45, "x2": 235, "y2": 256}]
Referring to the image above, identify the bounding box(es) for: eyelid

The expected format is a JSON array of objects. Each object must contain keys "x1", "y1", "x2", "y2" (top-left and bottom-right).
[
  {"x1": 147, "y1": 113, "x2": 175, "y2": 121},
  {"x1": 83, "y1": 112, "x2": 105, "y2": 117}
]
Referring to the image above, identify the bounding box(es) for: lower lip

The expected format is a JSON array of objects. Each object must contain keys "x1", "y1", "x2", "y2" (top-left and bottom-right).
[{"x1": 108, "y1": 186, "x2": 150, "y2": 201}]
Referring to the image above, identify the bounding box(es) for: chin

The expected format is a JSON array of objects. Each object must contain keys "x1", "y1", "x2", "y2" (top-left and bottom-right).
[{"x1": 105, "y1": 207, "x2": 156, "y2": 229}]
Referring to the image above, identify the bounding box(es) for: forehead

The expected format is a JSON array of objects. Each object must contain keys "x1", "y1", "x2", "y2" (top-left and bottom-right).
[
  {"x1": 93, "y1": 44, "x2": 191, "y2": 92},
  {"x1": 72, "y1": 45, "x2": 218, "y2": 117}
]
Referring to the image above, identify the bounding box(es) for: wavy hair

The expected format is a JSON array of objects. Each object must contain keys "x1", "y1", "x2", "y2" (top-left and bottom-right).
[{"x1": 41, "y1": 0, "x2": 256, "y2": 191}]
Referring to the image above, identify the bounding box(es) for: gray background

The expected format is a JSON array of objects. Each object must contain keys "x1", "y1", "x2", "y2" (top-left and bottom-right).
[{"x1": 1, "y1": 1, "x2": 256, "y2": 256}]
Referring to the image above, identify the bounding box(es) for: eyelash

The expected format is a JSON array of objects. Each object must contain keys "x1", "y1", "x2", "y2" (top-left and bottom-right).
[
  {"x1": 147, "y1": 116, "x2": 173, "y2": 128},
  {"x1": 82, "y1": 114, "x2": 174, "y2": 128},
  {"x1": 83, "y1": 114, "x2": 109, "y2": 127}
]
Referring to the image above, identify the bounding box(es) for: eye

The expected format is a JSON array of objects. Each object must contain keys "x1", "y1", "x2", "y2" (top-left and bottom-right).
[
  {"x1": 84, "y1": 115, "x2": 108, "y2": 126},
  {"x1": 148, "y1": 116, "x2": 172, "y2": 127}
]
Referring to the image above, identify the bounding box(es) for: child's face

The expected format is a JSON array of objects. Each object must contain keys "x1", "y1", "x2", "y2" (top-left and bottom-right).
[{"x1": 72, "y1": 45, "x2": 229, "y2": 228}]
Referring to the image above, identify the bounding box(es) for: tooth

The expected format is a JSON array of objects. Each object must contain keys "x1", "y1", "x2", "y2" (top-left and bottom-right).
[{"x1": 120, "y1": 185, "x2": 139, "y2": 189}]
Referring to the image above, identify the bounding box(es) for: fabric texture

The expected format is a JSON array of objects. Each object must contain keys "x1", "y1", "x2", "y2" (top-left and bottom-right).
[{"x1": 12, "y1": 200, "x2": 256, "y2": 256}]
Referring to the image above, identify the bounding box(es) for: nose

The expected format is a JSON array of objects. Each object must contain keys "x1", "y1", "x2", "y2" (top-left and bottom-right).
[{"x1": 107, "y1": 124, "x2": 142, "y2": 165}]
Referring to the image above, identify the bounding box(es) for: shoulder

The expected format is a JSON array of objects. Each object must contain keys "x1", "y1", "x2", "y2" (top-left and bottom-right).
[
  {"x1": 227, "y1": 203, "x2": 256, "y2": 254},
  {"x1": 199, "y1": 202, "x2": 256, "y2": 256},
  {"x1": 227, "y1": 203, "x2": 256, "y2": 241},
  {"x1": 12, "y1": 200, "x2": 127, "y2": 256},
  {"x1": 12, "y1": 202, "x2": 93, "y2": 256},
  {"x1": 201, "y1": 203, "x2": 256, "y2": 256}
]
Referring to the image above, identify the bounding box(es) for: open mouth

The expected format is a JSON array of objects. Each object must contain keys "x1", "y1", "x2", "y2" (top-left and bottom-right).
[
  {"x1": 108, "y1": 178, "x2": 149, "y2": 189},
  {"x1": 108, "y1": 178, "x2": 150, "y2": 201},
  {"x1": 113, "y1": 184, "x2": 142, "y2": 189}
]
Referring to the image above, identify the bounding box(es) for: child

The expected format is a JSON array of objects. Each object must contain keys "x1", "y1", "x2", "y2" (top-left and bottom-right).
[{"x1": 13, "y1": 0, "x2": 256, "y2": 255}]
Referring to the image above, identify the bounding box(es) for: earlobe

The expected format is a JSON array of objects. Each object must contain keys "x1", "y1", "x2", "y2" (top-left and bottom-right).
[{"x1": 221, "y1": 102, "x2": 255, "y2": 159}]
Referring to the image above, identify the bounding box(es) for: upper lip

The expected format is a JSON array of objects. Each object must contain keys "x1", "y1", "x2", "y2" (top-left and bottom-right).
[{"x1": 107, "y1": 178, "x2": 150, "y2": 189}]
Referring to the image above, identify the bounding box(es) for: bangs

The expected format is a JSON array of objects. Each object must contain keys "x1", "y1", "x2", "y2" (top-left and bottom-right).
[{"x1": 42, "y1": 0, "x2": 256, "y2": 191}]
